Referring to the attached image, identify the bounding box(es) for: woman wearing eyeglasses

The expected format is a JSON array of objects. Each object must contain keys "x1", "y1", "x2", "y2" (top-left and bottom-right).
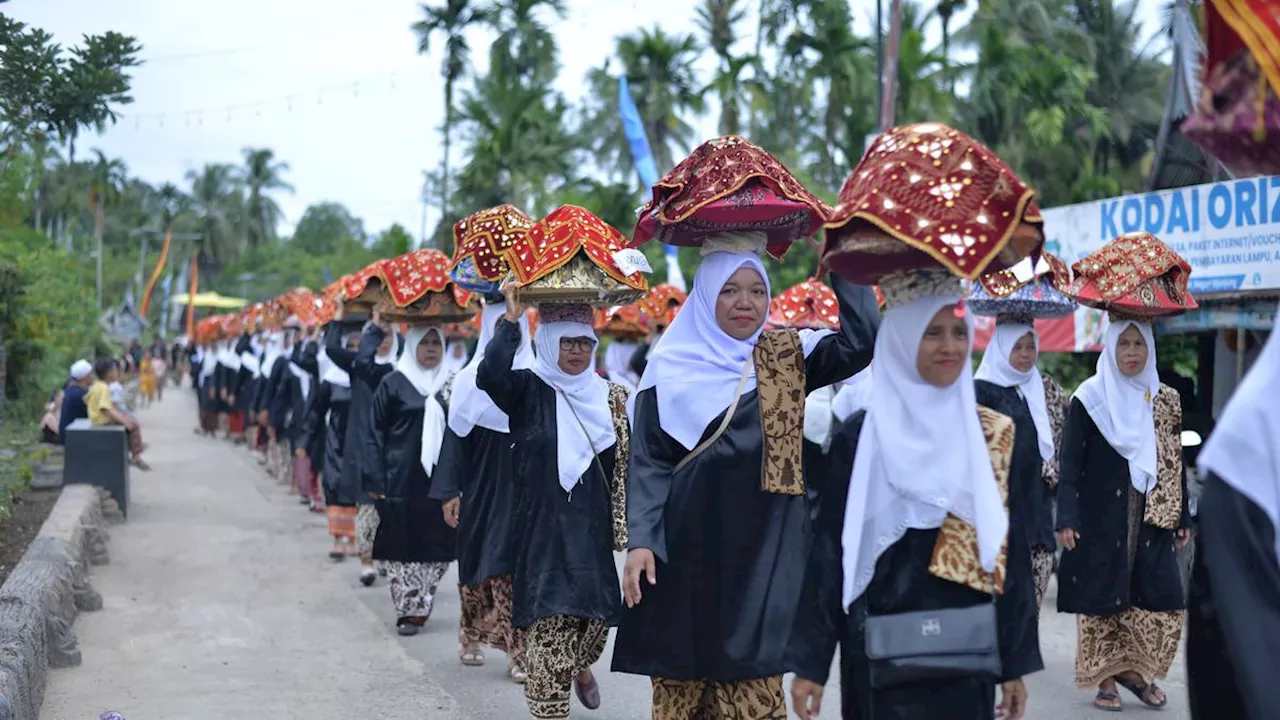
[{"x1": 476, "y1": 284, "x2": 631, "y2": 720}]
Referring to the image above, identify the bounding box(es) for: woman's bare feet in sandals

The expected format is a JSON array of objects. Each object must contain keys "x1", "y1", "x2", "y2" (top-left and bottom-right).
[
  {"x1": 1094, "y1": 681, "x2": 1123, "y2": 712},
  {"x1": 1115, "y1": 671, "x2": 1167, "y2": 708},
  {"x1": 458, "y1": 643, "x2": 484, "y2": 666}
]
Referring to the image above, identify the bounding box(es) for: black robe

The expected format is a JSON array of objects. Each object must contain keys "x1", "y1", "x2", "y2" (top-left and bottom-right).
[
  {"x1": 1187, "y1": 472, "x2": 1280, "y2": 720},
  {"x1": 788, "y1": 412, "x2": 1043, "y2": 720},
  {"x1": 430, "y1": 424, "x2": 519, "y2": 587},
  {"x1": 350, "y1": 325, "x2": 399, "y2": 501},
  {"x1": 300, "y1": 379, "x2": 355, "y2": 506},
  {"x1": 975, "y1": 382, "x2": 1055, "y2": 552},
  {"x1": 271, "y1": 343, "x2": 317, "y2": 447},
  {"x1": 476, "y1": 319, "x2": 622, "y2": 629},
  {"x1": 612, "y1": 277, "x2": 879, "y2": 682},
  {"x1": 1056, "y1": 397, "x2": 1188, "y2": 615},
  {"x1": 233, "y1": 335, "x2": 256, "y2": 414},
  {"x1": 359, "y1": 371, "x2": 457, "y2": 564}
]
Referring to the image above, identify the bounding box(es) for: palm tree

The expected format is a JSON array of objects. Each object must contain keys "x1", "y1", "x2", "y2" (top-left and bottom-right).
[
  {"x1": 696, "y1": 0, "x2": 760, "y2": 136},
  {"x1": 412, "y1": 0, "x2": 490, "y2": 244},
  {"x1": 616, "y1": 27, "x2": 706, "y2": 172},
  {"x1": 894, "y1": 1, "x2": 952, "y2": 124},
  {"x1": 935, "y1": 0, "x2": 967, "y2": 94},
  {"x1": 486, "y1": 0, "x2": 567, "y2": 86},
  {"x1": 185, "y1": 163, "x2": 242, "y2": 273},
  {"x1": 240, "y1": 147, "x2": 293, "y2": 248},
  {"x1": 88, "y1": 149, "x2": 126, "y2": 308}
]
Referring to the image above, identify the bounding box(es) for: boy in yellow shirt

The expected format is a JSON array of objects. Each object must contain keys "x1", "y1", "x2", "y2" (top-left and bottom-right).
[{"x1": 88, "y1": 358, "x2": 151, "y2": 470}]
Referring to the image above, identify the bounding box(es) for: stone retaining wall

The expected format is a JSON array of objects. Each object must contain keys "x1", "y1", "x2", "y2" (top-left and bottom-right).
[{"x1": 0, "y1": 485, "x2": 108, "y2": 720}]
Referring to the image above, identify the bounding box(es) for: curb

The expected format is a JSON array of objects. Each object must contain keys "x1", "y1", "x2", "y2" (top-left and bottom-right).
[{"x1": 0, "y1": 485, "x2": 110, "y2": 720}]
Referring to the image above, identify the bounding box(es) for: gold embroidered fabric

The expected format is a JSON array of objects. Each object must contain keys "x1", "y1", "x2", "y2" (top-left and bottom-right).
[
  {"x1": 752, "y1": 329, "x2": 807, "y2": 496},
  {"x1": 607, "y1": 383, "x2": 631, "y2": 551},
  {"x1": 928, "y1": 407, "x2": 1014, "y2": 594},
  {"x1": 1144, "y1": 385, "x2": 1184, "y2": 529}
]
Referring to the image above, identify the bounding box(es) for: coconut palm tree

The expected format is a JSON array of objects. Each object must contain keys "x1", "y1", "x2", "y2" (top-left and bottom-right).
[
  {"x1": 185, "y1": 163, "x2": 242, "y2": 273},
  {"x1": 487, "y1": 0, "x2": 567, "y2": 86},
  {"x1": 894, "y1": 1, "x2": 952, "y2": 124},
  {"x1": 616, "y1": 27, "x2": 706, "y2": 172},
  {"x1": 935, "y1": 0, "x2": 968, "y2": 94},
  {"x1": 696, "y1": 0, "x2": 761, "y2": 136},
  {"x1": 412, "y1": 0, "x2": 490, "y2": 241},
  {"x1": 240, "y1": 147, "x2": 293, "y2": 248},
  {"x1": 88, "y1": 149, "x2": 126, "y2": 308}
]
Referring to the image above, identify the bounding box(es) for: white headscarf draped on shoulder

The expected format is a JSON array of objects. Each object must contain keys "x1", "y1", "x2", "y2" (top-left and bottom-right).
[
  {"x1": 831, "y1": 364, "x2": 873, "y2": 422},
  {"x1": 321, "y1": 332, "x2": 357, "y2": 389},
  {"x1": 1199, "y1": 308, "x2": 1280, "y2": 562},
  {"x1": 532, "y1": 320, "x2": 615, "y2": 494},
  {"x1": 975, "y1": 324, "x2": 1055, "y2": 461},
  {"x1": 633, "y1": 232, "x2": 833, "y2": 450},
  {"x1": 397, "y1": 326, "x2": 452, "y2": 476},
  {"x1": 1073, "y1": 318, "x2": 1160, "y2": 494},
  {"x1": 605, "y1": 338, "x2": 642, "y2": 391},
  {"x1": 217, "y1": 339, "x2": 241, "y2": 371},
  {"x1": 449, "y1": 303, "x2": 535, "y2": 436},
  {"x1": 840, "y1": 292, "x2": 1007, "y2": 609}
]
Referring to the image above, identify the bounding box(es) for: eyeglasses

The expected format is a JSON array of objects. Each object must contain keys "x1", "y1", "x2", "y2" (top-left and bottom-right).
[{"x1": 559, "y1": 337, "x2": 595, "y2": 353}]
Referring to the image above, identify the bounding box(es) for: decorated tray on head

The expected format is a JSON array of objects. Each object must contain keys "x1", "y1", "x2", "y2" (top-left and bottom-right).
[
  {"x1": 239, "y1": 302, "x2": 266, "y2": 333},
  {"x1": 450, "y1": 204, "x2": 536, "y2": 295},
  {"x1": 823, "y1": 122, "x2": 1044, "y2": 284},
  {"x1": 272, "y1": 287, "x2": 326, "y2": 327},
  {"x1": 969, "y1": 252, "x2": 1077, "y2": 319},
  {"x1": 373, "y1": 248, "x2": 478, "y2": 324},
  {"x1": 340, "y1": 260, "x2": 390, "y2": 311},
  {"x1": 195, "y1": 315, "x2": 224, "y2": 343},
  {"x1": 1065, "y1": 231, "x2": 1198, "y2": 319},
  {"x1": 510, "y1": 205, "x2": 649, "y2": 306},
  {"x1": 636, "y1": 284, "x2": 687, "y2": 331},
  {"x1": 768, "y1": 279, "x2": 840, "y2": 330},
  {"x1": 631, "y1": 136, "x2": 829, "y2": 260},
  {"x1": 594, "y1": 302, "x2": 649, "y2": 340}
]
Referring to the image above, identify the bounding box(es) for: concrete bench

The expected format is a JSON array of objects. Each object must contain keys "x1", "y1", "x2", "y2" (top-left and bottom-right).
[{"x1": 61, "y1": 419, "x2": 129, "y2": 519}]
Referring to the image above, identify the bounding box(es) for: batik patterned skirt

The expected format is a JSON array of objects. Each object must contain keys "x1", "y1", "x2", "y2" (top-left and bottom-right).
[
  {"x1": 327, "y1": 505, "x2": 357, "y2": 539},
  {"x1": 524, "y1": 615, "x2": 608, "y2": 720},
  {"x1": 386, "y1": 561, "x2": 450, "y2": 624},
  {"x1": 650, "y1": 676, "x2": 787, "y2": 720},
  {"x1": 460, "y1": 574, "x2": 525, "y2": 666}
]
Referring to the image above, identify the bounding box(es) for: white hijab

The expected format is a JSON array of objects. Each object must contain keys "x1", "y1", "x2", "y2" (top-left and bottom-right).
[
  {"x1": 1074, "y1": 319, "x2": 1160, "y2": 494},
  {"x1": 1199, "y1": 315, "x2": 1280, "y2": 562},
  {"x1": 605, "y1": 339, "x2": 641, "y2": 391},
  {"x1": 321, "y1": 333, "x2": 356, "y2": 389},
  {"x1": 448, "y1": 303, "x2": 535, "y2": 436},
  {"x1": 634, "y1": 251, "x2": 771, "y2": 450},
  {"x1": 444, "y1": 340, "x2": 470, "y2": 375},
  {"x1": 288, "y1": 339, "x2": 311, "y2": 401},
  {"x1": 199, "y1": 345, "x2": 218, "y2": 382},
  {"x1": 217, "y1": 341, "x2": 241, "y2": 371},
  {"x1": 841, "y1": 293, "x2": 1008, "y2": 609},
  {"x1": 397, "y1": 326, "x2": 452, "y2": 476},
  {"x1": 240, "y1": 338, "x2": 260, "y2": 375},
  {"x1": 975, "y1": 324, "x2": 1055, "y2": 461},
  {"x1": 803, "y1": 384, "x2": 838, "y2": 446},
  {"x1": 259, "y1": 333, "x2": 284, "y2": 378},
  {"x1": 370, "y1": 322, "x2": 397, "y2": 366},
  {"x1": 532, "y1": 321, "x2": 616, "y2": 494},
  {"x1": 832, "y1": 364, "x2": 873, "y2": 422}
]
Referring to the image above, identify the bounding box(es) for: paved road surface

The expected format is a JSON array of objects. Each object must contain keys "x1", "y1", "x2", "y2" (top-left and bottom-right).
[{"x1": 43, "y1": 391, "x2": 1190, "y2": 719}]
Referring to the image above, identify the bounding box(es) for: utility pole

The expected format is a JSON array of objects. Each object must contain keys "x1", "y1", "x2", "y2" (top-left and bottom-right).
[
  {"x1": 880, "y1": 0, "x2": 905, "y2": 132},
  {"x1": 875, "y1": 0, "x2": 884, "y2": 131}
]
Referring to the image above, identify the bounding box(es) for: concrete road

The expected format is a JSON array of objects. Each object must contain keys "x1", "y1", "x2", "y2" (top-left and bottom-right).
[{"x1": 43, "y1": 392, "x2": 1191, "y2": 719}]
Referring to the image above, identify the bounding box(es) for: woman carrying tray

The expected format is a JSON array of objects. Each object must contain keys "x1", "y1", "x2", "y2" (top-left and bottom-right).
[
  {"x1": 1056, "y1": 232, "x2": 1196, "y2": 712},
  {"x1": 613, "y1": 138, "x2": 879, "y2": 718},
  {"x1": 788, "y1": 123, "x2": 1046, "y2": 720}
]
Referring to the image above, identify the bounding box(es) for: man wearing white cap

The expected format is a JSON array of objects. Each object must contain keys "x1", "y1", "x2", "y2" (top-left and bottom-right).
[{"x1": 58, "y1": 359, "x2": 94, "y2": 443}]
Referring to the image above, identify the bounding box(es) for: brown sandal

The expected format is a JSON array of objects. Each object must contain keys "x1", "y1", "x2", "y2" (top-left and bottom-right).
[
  {"x1": 1115, "y1": 673, "x2": 1167, "y2": 708},
  {"x1": 458, "y1": 645, "x2": 484, "y2": 666},
  {"x1": 1094, "y1": 689, "x2": 1122, "y2": 712}
]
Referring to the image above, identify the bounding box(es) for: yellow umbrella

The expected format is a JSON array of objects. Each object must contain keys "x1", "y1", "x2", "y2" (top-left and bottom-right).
[{"x1": 169, "y1": 291, "x2": 250, "y2": 309}]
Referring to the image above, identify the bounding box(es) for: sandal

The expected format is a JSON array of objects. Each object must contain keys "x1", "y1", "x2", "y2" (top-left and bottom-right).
[
  {"x1": 1093, "y1": 689, "x2": 1123, "y2": 712},
  {"x1": 458, "y1": 645, "x2": 485, "y2": 666},
  {"x1": 1115, "y1": 673, "x2": 1167, "y2": 708},
  {"x1": 508, "y1": 663, "x2": 527, "y2": 684}
]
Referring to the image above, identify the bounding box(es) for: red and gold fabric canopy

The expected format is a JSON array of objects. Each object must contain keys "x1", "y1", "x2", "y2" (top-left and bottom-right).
[
  {"x1": 1065, "y1": 232, "x2": 1198, "y2": 319},
  {"x1": 636, "y1": 284, "x2": 687, "y2": 328},
  {"x1": 823, "y1": 122, "x2": 1044, "y2": 284},
  {"x1": 511, "y1": 205, "x2": 647, "y2": 290},
  {"x1": 631, "y1": 136, "x2": 829, "y2": 260},
  {"x1": 768, "y1": 279, "x2": 840, "y2": 330},
  {"x1": 594, "y1": 303, "x2": 649, "y2": 339},
  {"x1": 450, "y1": 204, "x2": 536, "y2": 291},
  {"x1": 381, "y1": 248, "x2": 472, "y2": 308}
]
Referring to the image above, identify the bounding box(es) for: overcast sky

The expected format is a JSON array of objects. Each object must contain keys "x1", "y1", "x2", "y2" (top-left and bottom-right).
[{"x1": 10, "y1": 0, "x2": 1167, "y2": 242}]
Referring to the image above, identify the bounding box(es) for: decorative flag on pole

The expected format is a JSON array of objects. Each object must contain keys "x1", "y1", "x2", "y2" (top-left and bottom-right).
[{"x1": 619, "y1": 75, "x2": 685, "y2": 292}]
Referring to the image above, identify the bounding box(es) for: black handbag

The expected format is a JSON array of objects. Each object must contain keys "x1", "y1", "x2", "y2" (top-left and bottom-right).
[{"x1": 863, "y1": 593, "x2": 1002, "y2": 689}]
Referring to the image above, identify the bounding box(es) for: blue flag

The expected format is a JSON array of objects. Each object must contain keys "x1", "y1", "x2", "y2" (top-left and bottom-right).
[
  {"x1": 321, "y1": 265, "x2": 334, "y2": 285},
  {"x1": 619, "y1": 76, "x2": 684, "y2": 291}
]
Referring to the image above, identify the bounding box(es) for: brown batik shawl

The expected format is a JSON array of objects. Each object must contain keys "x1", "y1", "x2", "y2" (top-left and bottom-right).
[{"x1": 752, "y1": 329, "x2": 807, "y2": 495}]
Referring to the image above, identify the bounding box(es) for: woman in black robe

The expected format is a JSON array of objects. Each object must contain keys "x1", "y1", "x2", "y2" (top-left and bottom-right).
[
  {"x1": 477, "y1": 293, "x2": 629, "y2": 720},
  {"x1": 789, "y1": 271, "x2": 1041, "y2": 720},
  {"x1": 196, "y1": 342, "x2": 220, "y2": 435},
  {"x1": 974, "y1": 316, "x2": 1062, "y2": 611},
  {"x1": 359, "y1": 325, "x2": 457, "y2": 636},
  {"x1": 1188, "y1": 317, "x2": 1280, "y2": 720},
  {"x1": 251, "y1": 332, "x2": 285, "y2": 467},
  {"x1": 349, "y1": 316, "x2": 401, "y2": 586},
  {"x1": 300, "y1": 330, "x2": 360, "y2": 559},
  {"x1": 1056, "y1": 317, "x2": 1190, "y2": 711},
  {"x1": 263, "y1": 329, "x2": 298, "y2": 480},
  {"x1": 432, "y1": 301, "x2": 535, "y2": 681},
  {"x1": 611, "y1": 245, "x2": 876, "y2": 718}
]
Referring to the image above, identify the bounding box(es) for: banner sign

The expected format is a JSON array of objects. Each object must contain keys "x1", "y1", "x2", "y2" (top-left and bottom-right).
[{"x1": 1041, "y1": 175, "x2": 1280, "y2": 295}]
